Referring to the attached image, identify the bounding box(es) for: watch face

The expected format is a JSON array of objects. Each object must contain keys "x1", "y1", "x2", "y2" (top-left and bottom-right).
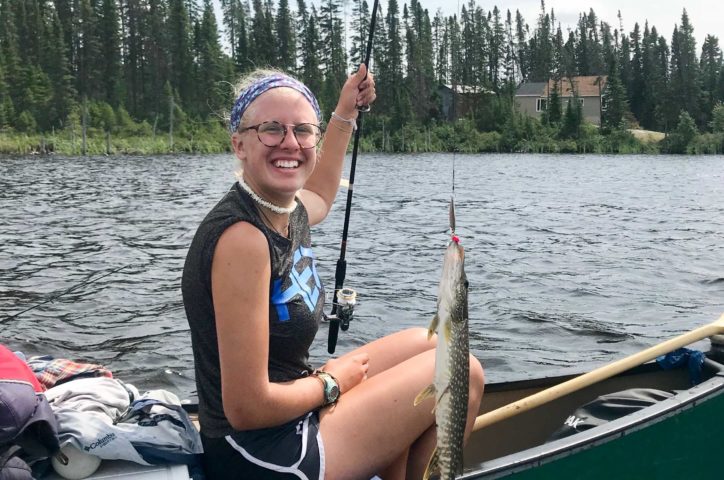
[
  {"x1": 320, "y1": 373, "x2": 340, "y2": 404},
  {"x1": 329, "y1": 385, "x2": 340, "y2": 401}
]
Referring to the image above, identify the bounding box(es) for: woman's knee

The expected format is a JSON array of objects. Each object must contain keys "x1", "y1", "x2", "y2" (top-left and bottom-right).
[
  {"x1": 403, "y1": 327, "x2": 437, "y2": 351},
  {"x1": 469, "y1": 355, "x2": 485, "y2": 397}
]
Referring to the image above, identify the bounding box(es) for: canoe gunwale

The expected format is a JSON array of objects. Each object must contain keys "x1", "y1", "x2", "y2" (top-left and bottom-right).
[{"x1": 460, "y1": 360, "x2": 724, "y2": 479}]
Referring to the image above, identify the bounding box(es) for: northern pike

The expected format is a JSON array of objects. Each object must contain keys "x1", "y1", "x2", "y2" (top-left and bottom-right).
[{"x1": 414, "y1": 200, "x2": 470, "y2": 480}]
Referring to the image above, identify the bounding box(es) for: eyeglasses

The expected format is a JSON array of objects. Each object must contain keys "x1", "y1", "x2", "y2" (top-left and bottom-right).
[{"x1": 239, "y1": 121, "x2": 324, "y2": 149}]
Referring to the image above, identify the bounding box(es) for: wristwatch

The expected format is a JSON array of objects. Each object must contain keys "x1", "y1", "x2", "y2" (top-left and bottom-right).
[{"x1": 313, "y1": 371, "x2": 340, "y2": 406}]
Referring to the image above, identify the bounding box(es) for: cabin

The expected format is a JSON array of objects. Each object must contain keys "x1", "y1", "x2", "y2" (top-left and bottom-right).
[
  {"x1": 437, "y1": 84, "x2": 493, "y2": 121},
  {"x1": 515, "y1": 75, "x2": 608, "y2": 126}
]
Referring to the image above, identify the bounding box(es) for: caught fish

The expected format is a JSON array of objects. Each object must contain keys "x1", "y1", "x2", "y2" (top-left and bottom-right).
[{"x1": 414, "y1": 200, "x2": 470, "y2": 480}]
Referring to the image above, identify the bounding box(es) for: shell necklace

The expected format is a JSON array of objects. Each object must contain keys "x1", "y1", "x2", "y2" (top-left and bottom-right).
[{"x1": 237, "y1": 176, "x2": 297, "y2": 215}]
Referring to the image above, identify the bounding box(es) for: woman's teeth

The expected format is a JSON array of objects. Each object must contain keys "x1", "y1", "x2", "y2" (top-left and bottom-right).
[{"x1": 274, "y1": 159, "x2": 299, "y2": 169}]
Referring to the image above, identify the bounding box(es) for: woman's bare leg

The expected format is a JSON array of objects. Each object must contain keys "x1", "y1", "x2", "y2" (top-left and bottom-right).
[
  {"x1": 319, "y1": 329, "x2": 485, "y2": 480},
  {"x1": 320, "y1": 349, "x2": 437, "y2": 480},
  {"x1": 335, "y1": 327, "x2": 436, "y2": 377}
]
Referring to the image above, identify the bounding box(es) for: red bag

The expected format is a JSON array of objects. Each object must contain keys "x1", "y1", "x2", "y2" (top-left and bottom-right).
[{"x1": 0, "y1": 345, "x2": 43, "y2": 393}]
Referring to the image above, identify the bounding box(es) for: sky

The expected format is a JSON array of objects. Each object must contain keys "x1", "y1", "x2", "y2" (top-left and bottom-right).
[
  {"x1": 213, "y1": 1, "x2": 722, "y2": 53},
  {"x1": 414, "y1": 0, "x2": 722, "y2": 49}
]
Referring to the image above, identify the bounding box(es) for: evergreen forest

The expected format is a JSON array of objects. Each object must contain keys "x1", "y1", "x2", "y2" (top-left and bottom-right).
[{"x1": 1, "y1": 0, "x2": 723, "y2": 155}]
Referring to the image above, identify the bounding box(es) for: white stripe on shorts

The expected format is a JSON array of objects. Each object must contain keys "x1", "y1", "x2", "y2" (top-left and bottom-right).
[{"x1": 225, "y1": 412, "x2": 321, "y2": 480}]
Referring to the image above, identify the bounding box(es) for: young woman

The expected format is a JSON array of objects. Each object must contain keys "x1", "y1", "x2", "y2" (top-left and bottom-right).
[{"x1": 182, "y1": 65, "x2": 484, "y2": 480}]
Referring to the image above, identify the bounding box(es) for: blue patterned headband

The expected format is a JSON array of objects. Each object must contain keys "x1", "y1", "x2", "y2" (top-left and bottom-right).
[{"x1": 229, "y1": 74, "x2": 322, "y2": 133}]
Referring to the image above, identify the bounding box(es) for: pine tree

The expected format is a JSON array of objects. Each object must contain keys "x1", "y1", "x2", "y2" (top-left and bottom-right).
[
  {"x1": 562, "y1": 30, "x2": 577, "y2": 78},
  {"x1": 382, "y1": 0, "x2": 405, "y2": 125},
  {"x1": 167, "y1": 0, "x2": 194, "y2": 109},
  {"x1": 432, "y1": 9, "x2": 448, "y2": 84},
  {"x1": 98, "y1": 0, "x2": 122, "y2": 106},
  {"x1": 618, "y1": 32, "x2": 631, "y2": 100},
  {"x1": 250, "y1": 0, "x2": 275, "y2": 67},
  {"x1": 547, "y1": 80, "x2": 562, "y2": 124},
  {"x1": 276, "y1": 0, "x2": 295, "y2": 71},
  {"x1": 502, "y1": 10, "x2": 517, "y2": 89},
  {"x1": 514, "y1": 10, "x2": 529, "y2": 80},
  {"x1": 628, "y1": 23, "x2": 644, "y2": 123},
  {"x1": 459, "y1": 3, "x2": 474, "y2": 86},
  {"x1": 318, "y1": 0, "x2": 347, "y2": 111},
  {"x1": 488, "y1": 6, "x2": 505, "y2": 86},
  {"x1": 76, "y1": 0, "x2": 102, "y2": 100},
  {"x1": 528, "y1": 1, "x2": 552, "y2": 82},
  {"x1": 669, "y1": 10, "x2": 703, "y2": 127},
  {"x1": 221, "y1": 0, "x2": 250, "y2": 72},
  {"x1": 700, "y1": 35, "x2": 722, "y2": 128},
  {"x1": 653, "y1": 33, "x2": 675, "y2": 132},
  {"x1": 195, "y1": 0, "x2": 228, "y2": 117},
  {"x1": 0, "y1": 50, "x2": 9, "y2": 127},
  {"x1": 349, "y1": 0, "x2": 370, "y2": 68},
  {"x1": 576, "y1": 12, "x2": 590, "y2": 75},
  {"x1": 560, "y1": 90, "x2": 582, "y2": 139},
  {"x1": 42, "y1": 4, "x2": 76, "y2": 129},
  {"x1": 298, "y1": 4, "x2": 322, "y2": 97},
  {"x1": 585, "y1": 8, "x2": 604, "y2": 74},
  {"x1": 448, "y1": 14, "x2": 462, "y2": 87},
  {"x1": 145, "y1": 0, "x2": 171, "y2": 120},
  {"x1": 602, "y1": 57, "x2": 628, "y2": 132},
  {"x1": 0, "y1": 0, "x2": 20, "y2": 126}
]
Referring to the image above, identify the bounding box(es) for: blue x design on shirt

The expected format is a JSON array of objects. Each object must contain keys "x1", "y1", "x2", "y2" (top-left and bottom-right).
[{"x1": 270, "y1": 246, "x2": 322, "y2": 321}]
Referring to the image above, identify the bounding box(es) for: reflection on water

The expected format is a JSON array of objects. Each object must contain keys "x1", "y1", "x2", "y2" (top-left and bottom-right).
[{"x1": 1, "y1": 153, "x2": 723, "y2": 400}]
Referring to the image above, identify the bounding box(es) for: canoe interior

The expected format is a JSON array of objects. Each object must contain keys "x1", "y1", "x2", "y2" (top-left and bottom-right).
[{"x1": 463, "y1": 351, "x2": 724, "y2": 478}]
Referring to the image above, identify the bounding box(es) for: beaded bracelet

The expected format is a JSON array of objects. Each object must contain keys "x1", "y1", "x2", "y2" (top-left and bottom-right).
[{"x1": 331, "y1": 111, "x2": 357, "y2": 131}]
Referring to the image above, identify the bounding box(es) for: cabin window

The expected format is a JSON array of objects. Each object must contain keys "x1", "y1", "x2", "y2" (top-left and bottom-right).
[{"x1": 536, "y1": 98, "x2": 547, "y2": 112}]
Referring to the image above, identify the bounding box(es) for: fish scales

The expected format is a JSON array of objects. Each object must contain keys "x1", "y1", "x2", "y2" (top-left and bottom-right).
[{"x1": 415, "y1": 228, "x2": 470, "y2": 480}]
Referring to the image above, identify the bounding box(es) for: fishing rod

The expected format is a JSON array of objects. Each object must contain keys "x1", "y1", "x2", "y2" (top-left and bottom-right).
[
  {"x1": 1, "y1": 264, "x2": 130, "y2": 323},
  {"x1": 327, "y1": 0, "x2": 380, "y2": 354}
]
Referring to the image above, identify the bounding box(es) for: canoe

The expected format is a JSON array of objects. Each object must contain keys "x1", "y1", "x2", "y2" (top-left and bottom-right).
[
  {"x1": 39, "y1": 315, "x2": 724, "y2": 479},
  {"x1": 461, "y1": 314, "x2": 724, "y2": 479}
]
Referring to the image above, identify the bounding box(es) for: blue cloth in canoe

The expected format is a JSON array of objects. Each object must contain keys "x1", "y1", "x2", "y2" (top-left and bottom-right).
[{"x1": 656, "y1": 347, "x2": 705, "y2": 385}]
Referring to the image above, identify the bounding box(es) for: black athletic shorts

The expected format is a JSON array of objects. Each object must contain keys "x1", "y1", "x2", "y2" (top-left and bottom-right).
[{"x1": 201, "y1": 411, "x2": 324, "y2": 480}]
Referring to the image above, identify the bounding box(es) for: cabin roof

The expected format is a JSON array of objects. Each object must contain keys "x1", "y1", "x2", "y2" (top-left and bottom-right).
[
  {"x1": 439, "y1": 84, "x2": 494, "y2": 95},
  {"x1": 548, "y1": 76, "x2": 607, "y2": 97},
  {"x1": 516, "y1": 76, "x2": 608, "y2": 98},
  {"x1": 515, "y1": 82, "x2": 547, "y2": 96}
]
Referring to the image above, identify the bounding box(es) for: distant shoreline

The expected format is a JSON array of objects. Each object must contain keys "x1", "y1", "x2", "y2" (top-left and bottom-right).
[{"x1": 1, "y1": 126, "x2": 722, "y2": 156}]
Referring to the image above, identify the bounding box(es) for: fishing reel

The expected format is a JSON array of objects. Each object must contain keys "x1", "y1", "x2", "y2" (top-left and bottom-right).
[{"x1": 326, "y1": 287, "x2": 357, "y2": 354}]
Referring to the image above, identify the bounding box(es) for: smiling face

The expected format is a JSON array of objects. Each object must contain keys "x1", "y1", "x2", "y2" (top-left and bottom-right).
[{"x1": 231, "y1": 87, "x2": 319, "y2": 206}]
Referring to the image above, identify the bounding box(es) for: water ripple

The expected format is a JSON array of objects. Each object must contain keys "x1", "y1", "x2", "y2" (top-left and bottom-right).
[{"x1": 1, "y1": 153, "x2": 723, "y2": 401}]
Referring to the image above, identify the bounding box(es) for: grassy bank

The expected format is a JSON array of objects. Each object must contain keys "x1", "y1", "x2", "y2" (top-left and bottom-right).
[{"x1": 2, "y1": 121, "x2": 722, "y2": 156}]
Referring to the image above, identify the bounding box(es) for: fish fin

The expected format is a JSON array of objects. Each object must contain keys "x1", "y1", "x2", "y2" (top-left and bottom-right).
[
  {"x1": 414, "y1": 384, "x2": 436, "y2": 407},
  {"x1": 427, "y1": 314, "x2": 439, "y2": 339},
  {"x1": 422, "y1": 447, "x2": 440, "y2": 480},
  {"x1": 444, "y1": 317, "x2": 452, "y2": 342}
]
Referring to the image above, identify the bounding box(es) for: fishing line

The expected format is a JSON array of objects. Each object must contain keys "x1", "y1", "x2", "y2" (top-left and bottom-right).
[
  {"x1": 327, "y1": 0, "x2": 380, "y2": 354},
  {"x1": 451, "y1": 0, "x2": 460, "y2": 238},
  {"x1": 1, "y1": 264, "x2": 131, "y2": 324}
]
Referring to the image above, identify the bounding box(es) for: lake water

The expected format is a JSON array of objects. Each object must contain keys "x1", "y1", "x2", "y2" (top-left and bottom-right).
[{"x1": 1, "y1": 153, "x2": 723, "y2": 401}]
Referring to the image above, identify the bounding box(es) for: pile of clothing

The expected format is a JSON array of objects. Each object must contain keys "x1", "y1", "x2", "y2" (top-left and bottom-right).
[{"x1": 0, "y1": 345, "x2": 202, "y2": 479}]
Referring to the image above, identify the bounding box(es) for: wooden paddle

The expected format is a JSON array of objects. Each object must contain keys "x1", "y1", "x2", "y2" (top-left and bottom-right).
[{"x1": 473, "y1": 313, "x2": 724, "y2": 432}]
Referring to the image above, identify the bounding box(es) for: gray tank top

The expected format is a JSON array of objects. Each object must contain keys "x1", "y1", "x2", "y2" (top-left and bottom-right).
[{"x1": 182, "y1": 183, "x2": 325, "y2": 437}]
